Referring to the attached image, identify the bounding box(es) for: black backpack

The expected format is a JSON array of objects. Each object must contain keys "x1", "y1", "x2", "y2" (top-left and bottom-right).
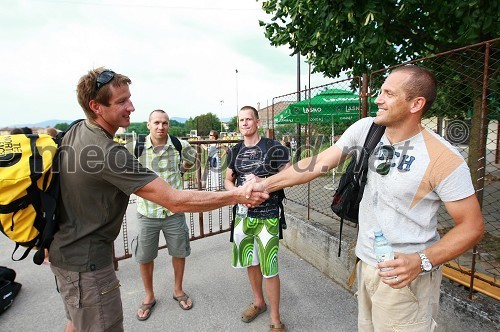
[
  {"x1": 331, "y1": 123, "x2": 385, "y2": 256},
  {"x1": 0, "y1": 266, "x2": 22, "y2": 314},
  {"x1": 227, "y1": 138, "x2": 288, "y2": 241}
]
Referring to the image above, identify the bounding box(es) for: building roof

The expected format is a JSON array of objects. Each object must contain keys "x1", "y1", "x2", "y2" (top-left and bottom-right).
[{"x1": 257, "y1": 101, "x2": 292, "y2": 126}]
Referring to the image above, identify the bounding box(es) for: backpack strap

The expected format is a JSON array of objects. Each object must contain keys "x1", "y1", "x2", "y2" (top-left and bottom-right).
[
  {"x1": 33, "y1": 119, "x2": 84, "y2": 265},
  {"x1": 169, "y1": 135, "x2": 183, "y2": 158},
  {"x1": 168, "y1": 135, "x2": 182, "y2": 163},
  {"x1": 169, "y1": 135, "x2": 185, "y2": 176},
  {"x1": 53, "y1": 119, "x2": 84, "y2": 145},
  {"x1": 355, "y1": 123, "x2": 386, "y2": 204},
  {"x1": 276, "y1": 188, "x2": 287, "y2": 238},
  {"x1": 337, "y1": 122, "x2": 385, "y2": 257},
  {"x1": 11, "y1": 134, "x2": 44, "y2": 262},
  {"x1": 134, "y1": 134, "x2": 146, "y2": 159}
]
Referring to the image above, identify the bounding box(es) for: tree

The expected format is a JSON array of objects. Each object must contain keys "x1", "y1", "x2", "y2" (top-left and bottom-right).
[
  {"x1": 126, "y1": 120, "x2": 188, "y2": 137},
  {"x1": 169, "y1": 119, "x2": 184, "y2": 127},
  {"x1": 226, "y1": 115, "x2": 238, "y2": 132},
  {"x1": 185, "y1": 112, "x2": 222, "y2": 137},
  {"x1": 127, "y1": 122, "x2": 148, "y2": 135},
  {"x1": 259, "y1": 0, "x2": 499, "y2": 187},
  {"x1": 54, "y1": 123, "x2": 69, "y2": 131},
  {"x1": 168, "y1": 125, "x2": 189, "y2": 137},
  {"x1": 260, "y1": 0, "x2": 498, "y2": 78}
]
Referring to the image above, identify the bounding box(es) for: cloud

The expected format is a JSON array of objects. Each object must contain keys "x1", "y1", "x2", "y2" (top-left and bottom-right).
[{"x1": 0, "y1": 0, "x2": 331, "y2": 127}]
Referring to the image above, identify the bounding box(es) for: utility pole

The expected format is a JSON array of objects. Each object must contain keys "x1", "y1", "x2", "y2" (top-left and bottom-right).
[
  {"x1": 235, "y1": 69, "x2": 239, "y2": 117},
  {"x1": 220, "y1": 99, "x2": 224, "y2": 132},
  {"x1": 296, "y1": 54, "x2": 301, "y2": 161}
]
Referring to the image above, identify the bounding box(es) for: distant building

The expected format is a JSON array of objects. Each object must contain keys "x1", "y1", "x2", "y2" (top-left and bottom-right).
[{"x1": 257, "y1": 101, "x2": 291, "y2": 130}]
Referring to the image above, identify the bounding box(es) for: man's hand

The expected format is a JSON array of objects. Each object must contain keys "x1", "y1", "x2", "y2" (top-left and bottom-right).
[
  {"x1": 241, "y1": 176, "x2": 267, "y2": 202},
  {"x1": 238, "y1": 178, "x2": 269, "y2": 207},
  {"x1": 243, "y1": 174, "x2": 262, "y2": 183},
  {"x1": 376, "y1": 252, "x2": 422, "y2": 289}
]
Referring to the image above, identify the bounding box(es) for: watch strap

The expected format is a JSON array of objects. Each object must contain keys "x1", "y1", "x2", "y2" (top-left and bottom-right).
[{"x1": 418, "y1": 251, "x2": 432, "y2": 272}]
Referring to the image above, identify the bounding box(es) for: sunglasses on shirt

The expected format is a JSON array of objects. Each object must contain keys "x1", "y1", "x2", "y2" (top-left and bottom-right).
[{"x1": 376, "y1": 145, "x2": 395, "y2": 176}]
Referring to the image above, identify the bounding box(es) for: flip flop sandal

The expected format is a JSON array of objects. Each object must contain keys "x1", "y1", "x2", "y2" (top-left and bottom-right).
[
  {"x1": 136, "y1": 299, "x2": 156, "y2": 321},
  {"x1": 241, "y1": 303, "x2": 267, "y2": 323},
  {"x1": 270, "y1": 323, "x2": 286, "y2": 331},
  {"x1": 173, "y1": 293, "x2": 193, "y2": 310}
]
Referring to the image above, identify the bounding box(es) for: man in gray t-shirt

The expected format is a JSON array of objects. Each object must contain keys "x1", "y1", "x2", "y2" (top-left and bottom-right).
[
  {"x1": 257, "y1": 65, "x2": 484, "y2": 331},
  {"x1": 49, "y1": 67, "x2": 269, "y2": 332}
]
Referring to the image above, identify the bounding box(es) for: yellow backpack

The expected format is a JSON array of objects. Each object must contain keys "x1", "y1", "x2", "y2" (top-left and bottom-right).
[{"x1": 0, "y1": 120, "x2": 82, "y2": 264}]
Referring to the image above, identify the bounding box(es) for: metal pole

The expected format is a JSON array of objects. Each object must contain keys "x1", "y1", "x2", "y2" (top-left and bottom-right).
[
  {"x1": 235, "y1": 69, "x2": 239, "y2": 117},
  {"x1": 362, "y1": 73, "x2": 369, "y2": 118},
  {"x1": 296, "y1": 54, "x2": 301, "y2": 161},
  {"x1": 220, "y1": 100, "x2": 224, "y2": 132}
]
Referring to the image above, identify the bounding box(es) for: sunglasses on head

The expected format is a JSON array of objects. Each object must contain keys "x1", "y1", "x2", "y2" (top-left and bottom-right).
[
  {"x1": 376, "y1": 145, "x2": 395, "y2": 176},
  {"x1": 95, "y1": 70, "x2": 115, "y2": 92}
]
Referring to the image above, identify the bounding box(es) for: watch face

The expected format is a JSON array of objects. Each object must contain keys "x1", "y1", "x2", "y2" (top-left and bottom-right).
[{"x1": 422, "y1": 260, "x2": 433, "y2": 271}]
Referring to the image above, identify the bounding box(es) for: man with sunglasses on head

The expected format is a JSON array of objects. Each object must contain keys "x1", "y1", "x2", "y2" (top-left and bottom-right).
[
  {"x1": 251, "y1": 65, "x2": 484, "y2": 331},
  {"x1": 48, "y1": 67, "x2": 269, "y2": 332}
]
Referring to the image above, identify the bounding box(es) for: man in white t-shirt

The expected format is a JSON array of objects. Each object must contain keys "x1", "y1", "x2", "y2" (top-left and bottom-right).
[{"x1": 255, "y1": 65, "x2": 484, "y2": 331}]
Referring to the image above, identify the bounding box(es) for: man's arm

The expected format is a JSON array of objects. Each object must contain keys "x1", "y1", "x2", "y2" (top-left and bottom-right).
[
  {"x1": 378, "y1": 194, "x2": 484, "y2": 288},
  {"x1": 259, "y1": 144, "x2": 345, "y2": 193},
  {"x1": 135, "y1": 177, "x2": 268, "y2": 214},
  {"x1": 278, "y1": 162, "x2": 291, "y2": 172},
  {"x1": 225, "y1": 167, "x2": 237, "y2": 191},
  {"x1": 181, "y1": 144, "x2": 196, "y2": 170}
]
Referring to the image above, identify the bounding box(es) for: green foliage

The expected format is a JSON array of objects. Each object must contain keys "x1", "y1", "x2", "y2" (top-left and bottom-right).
[
  {"x1": 169, "y1": 119, "x2": 183, "y2": 127},
  {"x1": 168, "y1": 126, "x2": 189, "y2": 137},
  {"x1": 127, "y1": 122, "x2": 148, "y2": 135},
  {"x1": 185, "y1": 112, "x2": 222, "y2": 136},
  {"x1": 260, "y1": 0, "x2": 499, "y2": 78},
  {"x1": 126, "y1": 120, "x2": 189, "y2": 137},
  {"x1": 273, "y1": 124, "x2": 295, "y2": 141},
  {"x1": 259, "y1": 0, "x2": 498, "y2": 194},
  {"x1": 54, "y1": 123, "x2": 69, "y2": 131},
  {"x1": 226, "y1": 116, "x2": 238, "y2": 132}
]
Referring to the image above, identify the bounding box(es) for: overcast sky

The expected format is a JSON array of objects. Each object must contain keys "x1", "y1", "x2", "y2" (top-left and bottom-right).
[{"x1": 0, "y1": 0, "x2": 333, "y2": 127}]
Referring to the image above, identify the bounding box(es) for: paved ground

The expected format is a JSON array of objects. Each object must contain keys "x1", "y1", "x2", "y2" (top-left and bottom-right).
[{"x1": 0, "y1": 225, "x2": 358, "y2": 331}]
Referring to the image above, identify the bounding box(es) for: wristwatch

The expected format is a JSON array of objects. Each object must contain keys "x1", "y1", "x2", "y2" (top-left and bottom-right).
[{"x1": 418, "y1": 251, "x2": 433, "y2": 272}]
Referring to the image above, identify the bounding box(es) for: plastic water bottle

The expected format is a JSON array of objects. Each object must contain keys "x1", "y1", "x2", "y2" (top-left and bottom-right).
[
  {"x1": 236, "y1": 203, "x2": 248, "y2": 220},
  {"x1": 373, "y1": 229, "x2": 394, "y2": 272},
  {"x1": 236, "y1": 176, "x2": 248, "y2": 220}
]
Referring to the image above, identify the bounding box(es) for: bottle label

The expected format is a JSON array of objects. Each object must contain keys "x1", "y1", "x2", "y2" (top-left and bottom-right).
[
  {"x1": 237, "y1": 204, "x2": 248, "y2": 217},
  {"x1": 375, "y1": 252, "x2": 394, "y2": 272}
]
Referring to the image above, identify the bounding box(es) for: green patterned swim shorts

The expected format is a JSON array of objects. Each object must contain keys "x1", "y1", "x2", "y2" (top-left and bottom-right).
[{"x1": 232, "y1": 216, "x2": 280, "y2": 278}]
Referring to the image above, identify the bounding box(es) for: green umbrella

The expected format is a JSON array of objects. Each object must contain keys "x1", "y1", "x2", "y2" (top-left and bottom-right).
[{"x1": 274, "y1": 88, "x2": 376, "y2": 124}]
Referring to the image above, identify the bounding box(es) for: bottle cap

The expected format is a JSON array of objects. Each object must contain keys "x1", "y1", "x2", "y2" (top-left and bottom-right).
[{"x1": 373, "y1": 229, "x2": 383, "y2": 236}]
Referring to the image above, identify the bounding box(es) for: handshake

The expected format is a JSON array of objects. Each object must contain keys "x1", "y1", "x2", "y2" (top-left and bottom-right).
[{"x1": 234, "y1": 175, "x2": 269, "y2": 208}]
